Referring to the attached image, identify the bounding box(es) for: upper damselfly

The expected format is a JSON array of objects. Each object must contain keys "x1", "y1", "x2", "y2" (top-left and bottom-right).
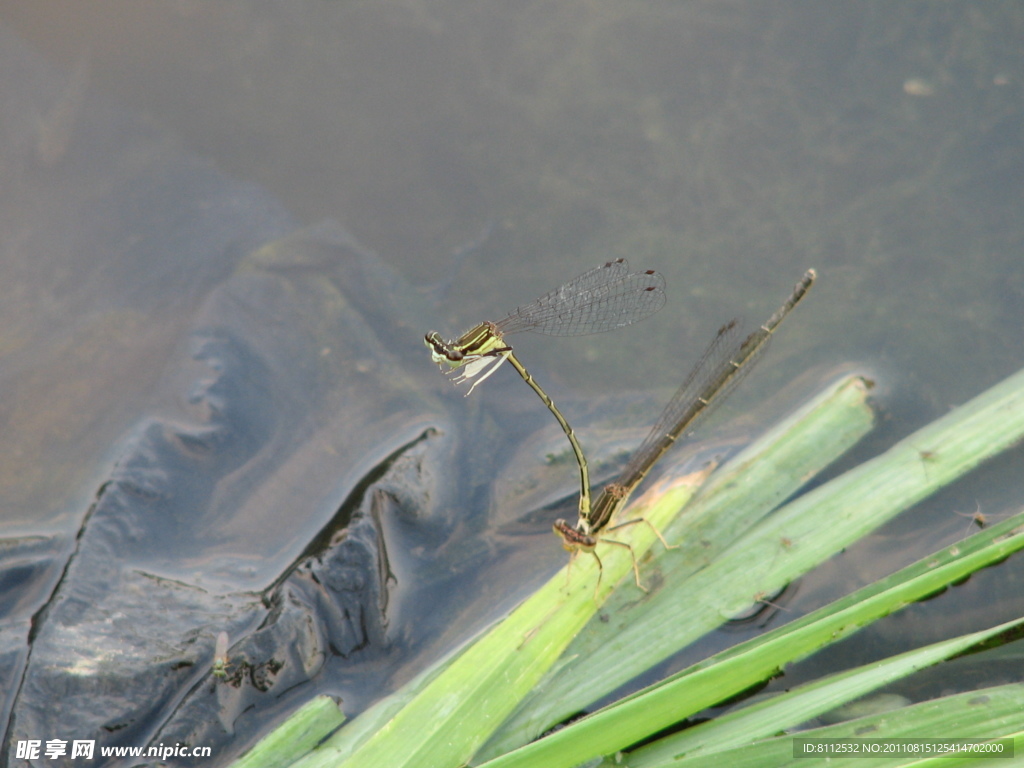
[
  {"x1": 554, "y1": 269, "x2": 816, "y2": 591},
  {"x1": 425, "y1": 258, "x2": 666, "y2": 519}
]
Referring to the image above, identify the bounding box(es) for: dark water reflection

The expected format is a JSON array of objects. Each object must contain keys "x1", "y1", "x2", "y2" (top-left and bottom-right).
[{"x1": 0, "y1": 28, "x2": 571, "y2": 760}]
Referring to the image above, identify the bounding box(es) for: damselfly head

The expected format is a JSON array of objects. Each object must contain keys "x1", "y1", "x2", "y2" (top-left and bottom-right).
[
  {"x1": 424, "y1": 331, "x2": 464, "y2": 366},
  {"x1": 553, "y1": 518, "x2": 597, "y2": 553}
]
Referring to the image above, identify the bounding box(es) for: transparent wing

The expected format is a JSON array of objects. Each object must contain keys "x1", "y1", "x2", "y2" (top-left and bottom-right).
[
  {"x1": 617, "y1": 269, "x2": 816, "y2": 488},
  {"x1": 494, "y1": 258, "x2": 666, "y2": 337},
  {"x1": 619, "y1": 318, "x2": 751, "y2": 486}
]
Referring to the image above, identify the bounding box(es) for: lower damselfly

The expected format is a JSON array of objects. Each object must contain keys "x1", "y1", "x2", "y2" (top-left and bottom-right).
[
  {"x1": 425, "y1": 258, "x2": 665, "y2": 519},
  {"x1": 554, "y1": 269, "x2": 816, "y2": 591}
]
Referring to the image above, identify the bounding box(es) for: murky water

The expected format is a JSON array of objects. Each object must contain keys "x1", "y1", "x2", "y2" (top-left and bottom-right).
[{"x1": 1, "y1": 3, "x2": 1022, "y2": 763}]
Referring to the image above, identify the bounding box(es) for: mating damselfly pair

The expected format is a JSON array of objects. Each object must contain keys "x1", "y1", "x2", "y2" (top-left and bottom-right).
[{"x1": 426, "y1": 260, "x2": 815, "y2": 592}]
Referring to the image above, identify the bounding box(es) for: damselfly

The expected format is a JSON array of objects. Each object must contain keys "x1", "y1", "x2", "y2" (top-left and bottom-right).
[
  {"x1": 425, "y1": 258, "x2": 666, "y2": 519},
  {"x1": 554, "y1": 269, "x2": 816, "y2": 591}
]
